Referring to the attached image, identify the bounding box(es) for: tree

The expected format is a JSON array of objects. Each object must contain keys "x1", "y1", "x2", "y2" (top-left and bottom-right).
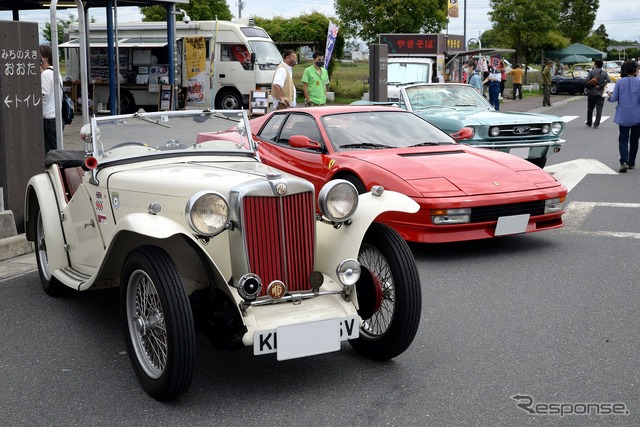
[
  {"x1": 558, "y1": 0, "x2": 599, "y2": 43},
  {"x1": 255, "y1": 13, "x2": 345, "y2": 77},
  {"x1": 582, "y1": 24, "x2": 609, "y2": 51},
  {"x1": 140, "y1": 0, "x2": 232, "y2": 22},
  {"x1": 489, "y1": 0, "x2": 564, "y2": 64},
  {"x1": 335, "y1": 0, "x2": 448, "y2": 44},
  {"x1": 43, "y1": 14, "x2": 95, "y2": 60}
]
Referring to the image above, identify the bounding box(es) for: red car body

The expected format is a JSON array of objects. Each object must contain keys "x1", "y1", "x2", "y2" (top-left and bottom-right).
[{"x1": 250, "y1": 106, "x2": 567, "y2": 243}]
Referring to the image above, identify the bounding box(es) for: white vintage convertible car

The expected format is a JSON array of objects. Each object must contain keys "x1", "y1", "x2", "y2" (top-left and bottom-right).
[{"x1": 24, "y1": 109, "x2": 422, "y2": 401}]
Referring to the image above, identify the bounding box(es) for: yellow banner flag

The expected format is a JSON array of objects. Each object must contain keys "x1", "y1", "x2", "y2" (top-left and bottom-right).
[
  {"x1": 448, "y1": 0, "x2": 459, "y2": 18},
  {"x1": 185, "y1": 36, "x2": 206, "y2": 104}
]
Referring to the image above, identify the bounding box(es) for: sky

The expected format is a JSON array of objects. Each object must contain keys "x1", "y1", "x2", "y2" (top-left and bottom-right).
[{"x1": 1, "y1": 0, "x2": 639, "y2": 45}]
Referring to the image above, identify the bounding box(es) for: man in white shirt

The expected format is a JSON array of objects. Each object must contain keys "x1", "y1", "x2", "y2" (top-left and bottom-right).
[
  {"x1": 271, "y1": 50, "x2": 297, "y2": 110},
  {"x1": 39, "y1": 44, "x2": 63, "y2": 153}
]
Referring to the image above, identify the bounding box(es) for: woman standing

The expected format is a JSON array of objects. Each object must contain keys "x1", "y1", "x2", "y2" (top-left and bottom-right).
[{"x1": 607, "y1": 60, "x2": 640, "y2": 172}]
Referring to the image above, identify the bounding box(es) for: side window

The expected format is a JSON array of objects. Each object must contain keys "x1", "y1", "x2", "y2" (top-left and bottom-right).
[
  {"x1": 258, "y1": 114, "x2": 286, "y2": 142},
  {"x1": 278, "y1": 114, "x2": 323, "y2": 145}
]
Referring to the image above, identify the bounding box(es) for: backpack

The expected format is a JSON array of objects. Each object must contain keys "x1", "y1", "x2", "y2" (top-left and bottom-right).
[{"x1": 62, "y1": 92, "x2": 74, "y2": 125}]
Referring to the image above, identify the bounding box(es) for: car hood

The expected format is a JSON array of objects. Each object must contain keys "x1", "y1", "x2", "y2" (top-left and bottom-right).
[
  {"x1": 415, "y1": 108, "x2": 558, "y2": 127},
  {"x1": 343, "y1": 147, "x2": 559, "y2": 197},
  {"x1": 105, "y1": 157, "x2": 294, "y2": 196}
]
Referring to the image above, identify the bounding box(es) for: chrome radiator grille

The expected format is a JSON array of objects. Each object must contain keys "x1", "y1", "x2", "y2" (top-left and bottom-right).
[{"x1": 242, "y1": 192, "x2": 315, "y2": 294}]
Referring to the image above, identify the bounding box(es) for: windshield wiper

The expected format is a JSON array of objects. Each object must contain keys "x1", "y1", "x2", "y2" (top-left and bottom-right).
[
  {"x1": 132, "y1": 112, "x2": 171, "y2": 128},
  {"x1": 410, "y1": 141, "x2": 440, "y2": 147},
  {"x1": 340, "y1": 142, "x2": 391, "y2": 149}
]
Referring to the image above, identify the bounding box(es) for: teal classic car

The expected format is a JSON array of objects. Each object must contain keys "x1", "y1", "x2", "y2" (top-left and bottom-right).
[{"x1": 398, "y1": 83, "x2": 565, "y2": 168}]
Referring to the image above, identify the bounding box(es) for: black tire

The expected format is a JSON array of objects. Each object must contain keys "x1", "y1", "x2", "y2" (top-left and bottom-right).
[
  {"x1": 215, "y1": 89, "x2": 242, "y2": 110},
  {"x1": 339, "y1": 175, "x2": 366, "y2": 194},
  {"x1": 349, "y1": 222, "x2": 422, "y2": 360},
  {"x1": 35, "y1": 201, "x2": 65, "y2": 296},
  {"x1": 583, "y1": 86, "x2": 590, "y2": 95},
  {"x1": 108, "y1": 90, "x2": 137, "y2": 114},
  {"x1": 550, "y1": 83, "x2": 558, "y2": 95},
  {"x1": 120, "y1": 246, "x2": 195, "y2": 401},
  {"x1": 529, "y1": 157, "x2": 547, "y2": 168}
]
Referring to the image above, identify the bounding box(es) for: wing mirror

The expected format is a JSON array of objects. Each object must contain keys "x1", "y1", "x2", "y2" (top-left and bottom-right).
[
  {"x1": 450, "y1": 127, "x2": 474, "y2": 141},
  {"x1": 289, "y1": 135, "x2": 321, "y2": 149}
]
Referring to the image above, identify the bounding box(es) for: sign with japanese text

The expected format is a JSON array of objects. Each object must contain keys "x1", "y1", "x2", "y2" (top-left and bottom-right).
[
  {"x1": 379, "y1": 34, "x2": 439, "y2": 55},
  {"x1": 0, "y1": 20, "x2": 44, "y2": 229},
  {"x1": 185, "y1": 36, "x2": 206, "y2": 104},
  {"x1": 379, "y1": 34, "x2": 465, "y2": 55}
]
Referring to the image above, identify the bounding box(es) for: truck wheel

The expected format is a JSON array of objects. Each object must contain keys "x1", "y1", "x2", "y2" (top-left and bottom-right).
[
  {"x1": 216, "y1": 89, "x2": 242, "y2": 110},
  {"x1": 35, "y1": 200, "x2": 64, "y2": 296},
  {"x1": 108, "y1": 90, "x2": 137, "y2": 114},
  {"x1": 349, "y1": 222, "x2": 422, "y2": 361},
  {"x1": 121, "y1": 246, "x2": 195, "y2": 401}
]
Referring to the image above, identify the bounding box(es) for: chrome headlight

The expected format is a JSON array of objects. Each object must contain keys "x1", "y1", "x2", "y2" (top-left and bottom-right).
[
  {"x1": 489, "y1": 126, "x2": 501, "y2": 137},
  {"x1": 431, "y1": 208, "x2": 471, "y2": 225},
  {"x1": 318, "y1": 180, "x2": 358, "y2": 222},
  {"x1": 551, "y1": 122, "x2": 563, "y2": 135},
  {"x1": 336, "y1": 259, "x2": 361, "y2": 287},
  {"x1": 541, "y1": 124, "x2": 551, "y2": 134},
  {"x1": 544, "y1": 197, "x2": 566, "y2": 214},
  {"x1": 185, "y1": 191, "x2": 229, "y2": 236}
]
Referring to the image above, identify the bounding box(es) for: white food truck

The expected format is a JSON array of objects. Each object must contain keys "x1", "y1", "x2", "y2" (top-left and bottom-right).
[{"x1": 62, "y1": 19, "x2": 281, "y2": 112}]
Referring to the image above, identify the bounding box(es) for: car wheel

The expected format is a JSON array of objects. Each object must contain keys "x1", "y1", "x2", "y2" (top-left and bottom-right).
[
  {"x1": 349, "y1": 222, "x2": 422, "y2": 361},
  {"x1": 338, "y1": 175, "x2": 366, "y2": 194},
  {"x1": 35, "y1": 201, "x2": 64, "y2": 296},
  {"x1": 583, "y1": 86, "x2": 590, "y2": 95},
  {"x1": 121, "y1": 246, "x2": 195, "y2": 401},
  {"x1": 529, "y1": 157, "x2": 547, "y2": 168},
  {"x1": 550, "y1": 83, "x2": 558, "y2": 95},
  {"x1": 215, "y1": 89, "x2": 242, "y2": 110}
]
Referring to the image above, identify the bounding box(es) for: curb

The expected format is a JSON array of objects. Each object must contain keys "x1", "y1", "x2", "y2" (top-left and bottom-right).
[{"x1": 0, "y1": 234, "x2": 34, "y2": 262}]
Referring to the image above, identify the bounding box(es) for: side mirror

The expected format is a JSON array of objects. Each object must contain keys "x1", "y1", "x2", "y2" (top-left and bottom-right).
[
  {"x1": 450, "y1": 127, "x2": 474, "y2": 141},
  {"x1": 289, "y1": 135, "x2": 321, "y2": 150}
]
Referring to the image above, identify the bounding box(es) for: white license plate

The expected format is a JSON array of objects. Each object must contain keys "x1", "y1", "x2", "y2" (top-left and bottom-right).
[
  {"x1": 509, "y1": 147, "x2": 530, "y2": 159},
  {"x1": 254, "y1": 315, "x2": 359, "y2": 360},
  {"x1": 494, "y1": 214, "x2": 530, "y2": 236}
]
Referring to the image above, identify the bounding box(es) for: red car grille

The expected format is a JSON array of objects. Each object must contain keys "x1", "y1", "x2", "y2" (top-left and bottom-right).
[{"x1": 243, "y1": 192, "x2": 315, "y2": 294}]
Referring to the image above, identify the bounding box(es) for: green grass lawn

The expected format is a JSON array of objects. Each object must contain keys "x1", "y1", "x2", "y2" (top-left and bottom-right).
[{"x1": 293, "y1": 61, "x2": 369, "y2": 104}]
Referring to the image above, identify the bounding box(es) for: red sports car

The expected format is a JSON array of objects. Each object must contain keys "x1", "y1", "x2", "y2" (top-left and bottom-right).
[{"x1": 251, "y1": 106, "x2": 567, "y2": 243}]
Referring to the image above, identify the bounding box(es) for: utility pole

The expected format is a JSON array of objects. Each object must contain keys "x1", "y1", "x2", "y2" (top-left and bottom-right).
[{"x1": 238, "y1": 0, "x2": 244, "y2": 18}]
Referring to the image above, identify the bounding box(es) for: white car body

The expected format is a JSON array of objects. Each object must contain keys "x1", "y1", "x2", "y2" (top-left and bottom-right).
[{"x1": 24, "y1": 109, "x2": 422, "y2": 400}]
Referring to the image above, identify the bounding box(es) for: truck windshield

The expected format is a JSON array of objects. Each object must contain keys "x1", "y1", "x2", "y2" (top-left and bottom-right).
[
  {"x1": 249, "y1": 41, "x2": 283, "y2": 70},
  {"x1": 388, "y1": 62, "x2": 431, "y2": 85}
]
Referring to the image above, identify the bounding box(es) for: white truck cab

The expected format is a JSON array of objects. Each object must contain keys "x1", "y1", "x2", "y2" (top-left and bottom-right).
[{"x1": 62, "y1": 19, "x2": 281, "y2": 112}]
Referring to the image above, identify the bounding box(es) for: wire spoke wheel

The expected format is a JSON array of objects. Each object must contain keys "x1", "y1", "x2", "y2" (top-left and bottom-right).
[
  {"x1": 358, "y1": 245, "x2": 395, "y2": 338},
  {"x1": 349, "y1": 223, "x2": 422, "y2": 361},
  {"x1": 121, "y1": 246, "x2": 195, "y2": 401},
  {"x1": 127, "y1": 270, "x2": 168, "y2": 379}
]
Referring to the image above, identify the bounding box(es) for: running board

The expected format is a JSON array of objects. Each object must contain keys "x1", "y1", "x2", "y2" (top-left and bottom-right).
[{"x1": 53, "y1": 266, "x2": 93, "y2": 289}]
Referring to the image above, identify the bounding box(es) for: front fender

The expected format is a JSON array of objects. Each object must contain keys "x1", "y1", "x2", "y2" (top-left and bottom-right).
[
  {"x1": 25, "y1": 174, "x2": 69, "y2": 272},
  {"x1": 315, "y1": 190, "x2": 419, "y2": 276},
  {"x1": 88, "y1": 213, "x2": 228, "y2": 293}
]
